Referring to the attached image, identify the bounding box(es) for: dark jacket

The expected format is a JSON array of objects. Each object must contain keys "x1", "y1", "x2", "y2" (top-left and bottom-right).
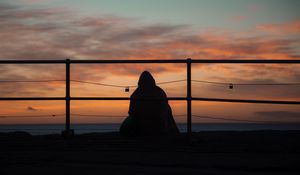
[{"x1": 128, "y1": 71, "x2": 179, "y2": 135}]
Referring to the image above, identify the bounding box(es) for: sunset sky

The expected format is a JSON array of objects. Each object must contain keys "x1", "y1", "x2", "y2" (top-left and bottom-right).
[{"x1": 0, "y1": 0, "x2": 300, "y2": 125}]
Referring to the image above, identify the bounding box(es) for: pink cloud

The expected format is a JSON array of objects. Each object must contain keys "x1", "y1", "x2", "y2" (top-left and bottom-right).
[{"x1": 257, "y1": 20, "x2": 300, "y2": 34}]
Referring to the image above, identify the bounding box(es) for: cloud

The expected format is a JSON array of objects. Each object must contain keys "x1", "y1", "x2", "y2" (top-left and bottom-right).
[
  {"x1": 0, "y1": 2, "x2": 300, "y2": 99},
  {"x1": 0, "y1": 3, "x2": 16, "y2": 11},
  {"x1": 256, "y1": 20, "x2": 300, "y2": 34},
  {"x1": 1, "y1": 2, "x2": 299, "y2": 61},
  {"x1": 255, "y1": 111, "x2": 300, "y2": 119}
]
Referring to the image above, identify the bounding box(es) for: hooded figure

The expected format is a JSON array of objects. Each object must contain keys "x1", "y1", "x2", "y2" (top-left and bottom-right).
[{"x1": 122, "y1": 71, "x2": 179, "y2": 135}]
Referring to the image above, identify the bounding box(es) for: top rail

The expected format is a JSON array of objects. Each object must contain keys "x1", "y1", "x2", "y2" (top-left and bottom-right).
[{"x1": 1, "y1": 59, "x2": 300, "y2": 64}]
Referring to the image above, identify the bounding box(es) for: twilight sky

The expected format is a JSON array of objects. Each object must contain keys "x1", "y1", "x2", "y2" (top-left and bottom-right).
[{"x1": 0, "y1": 0, "x2": 300, "y2": 124}]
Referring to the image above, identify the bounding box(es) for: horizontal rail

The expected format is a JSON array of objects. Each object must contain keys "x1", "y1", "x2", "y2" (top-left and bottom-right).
[
  {"x1": 191, "y1": 59, "x2": 300, "y2": 64},
  {"x1": 193, "y1": 97, "x2": 300, "y2": 105},
  {"x1": 70, "y1": 59, "x2": 300, "y2": 64},
  {"x1": 71, "y1": 97, "x2": 186, "y2": 100},
  {"x1": 0, "y1": 97, "x2": 299, "y2": 104},
  {"x1": 71, "y1": 60, "x2": 187, "y2": 64},
  {"x1": 1, "y1": 59, "x2": 300, "y2": 64},
  {"x1": 0, "y1": 60, "x2": 66, "y2": 64},
  {"x1": 0, "y1": 97, "x2": 65, "y2": 100},
  {"x1": 0, "y1": 97, "x2": 184, "y2": 101},
  {"x1": 0, "y1": 59, "x2": 185, "y2": 64}
]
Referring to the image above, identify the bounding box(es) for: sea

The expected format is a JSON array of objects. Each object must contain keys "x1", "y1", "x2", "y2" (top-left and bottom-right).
[{"x1": 0, "y1": 123, "x2": 300, "y2": 135}]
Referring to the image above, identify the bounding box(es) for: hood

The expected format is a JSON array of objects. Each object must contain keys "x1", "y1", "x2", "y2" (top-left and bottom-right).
[{"x1": 138, "y1": 71, "x2": 156, "y2": 88}]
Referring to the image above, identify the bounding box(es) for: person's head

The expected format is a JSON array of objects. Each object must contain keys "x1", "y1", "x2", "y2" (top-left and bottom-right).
[{"x1": 138, "y1": 71, "x2": 156, "y2": 88}]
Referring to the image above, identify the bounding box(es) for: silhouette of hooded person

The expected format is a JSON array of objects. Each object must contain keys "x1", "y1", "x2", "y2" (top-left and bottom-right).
[{"x1": 120, "y1": 71, "x2": 179, "y2": 136}]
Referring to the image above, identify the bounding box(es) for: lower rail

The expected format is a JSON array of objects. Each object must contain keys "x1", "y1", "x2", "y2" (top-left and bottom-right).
[{"x1": 0, "y1": 97, "x2": 299, "y2": 104}]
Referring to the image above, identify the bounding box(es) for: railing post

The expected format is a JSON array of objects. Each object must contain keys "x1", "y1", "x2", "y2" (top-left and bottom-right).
[
  {"x1": 62, "y1": 59, "x2": 74, "y2": 137},
  {"x1": 187, "y1": 58, "x2": 192, "y2": 140}
]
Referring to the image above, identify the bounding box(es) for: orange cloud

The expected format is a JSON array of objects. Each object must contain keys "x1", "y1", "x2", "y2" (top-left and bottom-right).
[{"x1": 257, "y1": 20, "x2": 300, "y2": 34}]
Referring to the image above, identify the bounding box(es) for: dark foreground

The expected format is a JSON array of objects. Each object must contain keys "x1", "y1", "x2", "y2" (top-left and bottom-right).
[{"x1": 0, "y1": 131, "x2": 299, "y2": 175}]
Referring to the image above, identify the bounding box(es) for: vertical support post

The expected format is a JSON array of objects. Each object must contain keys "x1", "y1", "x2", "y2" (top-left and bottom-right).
[
  {"x1": 66, "y1": 59, "x2": 70, "y2": 131},
  {"x1": 187, "y1": 58, "x2": 192, "y2": 140},
  {"x1": 62, "y1": 59, "x2": 73, "y2": 137}
]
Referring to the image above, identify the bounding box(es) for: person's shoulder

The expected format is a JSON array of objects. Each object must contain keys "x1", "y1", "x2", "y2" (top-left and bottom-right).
[
  {"x1": 130, "y1": 87, "x2": 141, "y2": 98},
  {"x1": 155, "y1": 86, "x2": 167, "y2": 97}
]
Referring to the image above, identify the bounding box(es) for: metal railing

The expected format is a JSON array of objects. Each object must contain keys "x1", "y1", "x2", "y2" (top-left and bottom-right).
[{"x1": 1, "y1": 58, "x2": 300, "y2": 137}]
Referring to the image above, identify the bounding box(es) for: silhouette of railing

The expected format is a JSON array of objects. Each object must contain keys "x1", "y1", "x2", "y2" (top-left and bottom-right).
[{"x1": 1, "y1": 59, "x2": 300, "y2": 138}]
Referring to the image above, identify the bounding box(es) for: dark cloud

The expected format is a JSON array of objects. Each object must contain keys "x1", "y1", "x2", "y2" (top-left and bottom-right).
[
  {"x1": 105, "y1": 24, "x2": 187, "y2": 43},
  {"x1": 0, "y1": 3, "x2": 16, "y2": 11}
]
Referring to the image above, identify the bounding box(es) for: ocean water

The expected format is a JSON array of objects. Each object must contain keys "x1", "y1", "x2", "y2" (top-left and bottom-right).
[{"x1": 0, "y1": 123, "x2": 300, "y2": 135}]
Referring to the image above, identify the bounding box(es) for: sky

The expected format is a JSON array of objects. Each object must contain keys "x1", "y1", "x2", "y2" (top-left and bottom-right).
[{"x1": 0, "y1": 0, "x2": 300, "y2": 124}]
